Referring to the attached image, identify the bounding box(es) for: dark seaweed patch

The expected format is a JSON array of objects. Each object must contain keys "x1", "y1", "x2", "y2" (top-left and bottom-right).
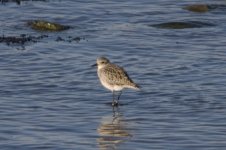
[
  {"x1": 0, "y1": 34, "x2": 48, "y2": 46},
  {"x1": 1, "y1": 0, "x2": 47, "y2": 5},
  {"x1": 55, "y1": 36, "x2": 85, "y2": 43},
  {"x1": 0, "y1": 34, "x2": 85, "y2": 49}
]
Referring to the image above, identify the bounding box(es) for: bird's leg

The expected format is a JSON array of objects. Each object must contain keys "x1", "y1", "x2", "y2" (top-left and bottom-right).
[
  {"x1": 117, "y1": 91, "x2": 122, "y2": 101},
  {"x1": 112, "y1": 90, "x2": 115, "y2": 106},
  {"x1": 112, "y1": 90, "x2": 115, "y2": 101},
  {"x1": 114, "y1": 91, "x2": 122, "y2": 106},
  {"x1": 112, "y1": 90, "x2": 118, "y2": 107}
]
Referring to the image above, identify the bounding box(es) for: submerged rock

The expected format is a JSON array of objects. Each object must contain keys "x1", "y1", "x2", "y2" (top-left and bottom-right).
[
  {"x1": 27, "y1": 20, "x2": 70, "y2": 31},
  {"x1": 184, "y1": 4, "x2": 226, "y2": 13},
  {"x1": 151, "y1": 21, "x2": 214, "y2": 29}
]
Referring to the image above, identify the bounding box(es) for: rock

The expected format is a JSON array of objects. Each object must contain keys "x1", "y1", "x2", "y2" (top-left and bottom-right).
[
  {"x1": 184, "y1": 4, "x2": 210, "y2": 13},
  {"x1": 184, "y1": 4, "x2": 226, "y2": 13},
  {"x1": 151, "y1": 21, "x2": 214, "y2": 29},
  {"x1": 27, "y1": 20, "x2": 70, "y2": 31}
]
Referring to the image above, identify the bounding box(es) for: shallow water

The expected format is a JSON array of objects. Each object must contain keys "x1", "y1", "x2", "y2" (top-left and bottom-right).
[{"x1": 1, "y1": 0, "x2": 226, "y2": 149}]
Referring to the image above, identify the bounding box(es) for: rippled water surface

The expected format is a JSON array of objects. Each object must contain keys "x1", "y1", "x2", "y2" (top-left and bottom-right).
[{"x1": 1, "y1": 0, "x2": 226, "y2": 149}]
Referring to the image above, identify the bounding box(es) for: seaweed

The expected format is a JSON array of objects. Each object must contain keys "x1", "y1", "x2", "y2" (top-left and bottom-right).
[
  {"x1": 55, "y1": 36, "x2": 85, "y2": 43},
  {"x1": 1, "y1": 0, "x2": 47, "y2": 5},
  {"x1": 0, "y1": 34, "x2": 48, "y2": 46}
]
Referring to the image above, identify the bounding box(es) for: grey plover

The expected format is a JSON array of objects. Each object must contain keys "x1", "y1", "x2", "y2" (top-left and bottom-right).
[{"x1": 92, "y1": 57, "x2": 140, "y2": 106}]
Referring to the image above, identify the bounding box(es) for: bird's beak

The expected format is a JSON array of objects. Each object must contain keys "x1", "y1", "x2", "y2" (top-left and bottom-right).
[{"x1": 91, "y1": 63, "x2": 97, "y2": 67}]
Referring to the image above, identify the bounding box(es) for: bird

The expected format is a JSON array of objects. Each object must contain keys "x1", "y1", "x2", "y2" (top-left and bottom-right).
[{"x1": 92, "y1": 57, "x2": 140, "y2": 106}]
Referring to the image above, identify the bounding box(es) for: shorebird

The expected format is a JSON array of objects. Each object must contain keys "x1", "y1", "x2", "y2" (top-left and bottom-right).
[{"x1": 92, "y1": 57, "x2": 140, "y2": 106}]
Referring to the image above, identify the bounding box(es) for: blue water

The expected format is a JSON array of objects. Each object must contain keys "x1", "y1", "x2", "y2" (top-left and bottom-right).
[{"x1": 1, "y1": 0, "x2": 226, "y2": 149}]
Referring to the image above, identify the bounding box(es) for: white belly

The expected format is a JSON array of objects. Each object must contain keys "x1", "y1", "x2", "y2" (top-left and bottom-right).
[
  {"x1": 97, "y1": 65, "x2": 128, "y2": 91},
  {"x1": 99, "y1": 79, "x2": 124, "y2": 91},
  {"x1": 98, "y1": 72, "x2": 124, "y2": 92}
]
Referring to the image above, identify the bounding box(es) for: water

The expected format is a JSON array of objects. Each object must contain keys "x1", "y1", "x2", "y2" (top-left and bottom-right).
[{"x1": 1, "y1": 0, "x2": 226, "y2": 149}]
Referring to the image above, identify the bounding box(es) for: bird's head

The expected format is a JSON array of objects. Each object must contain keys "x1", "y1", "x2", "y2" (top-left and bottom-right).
[{"x1": 92, "y1": 57, "x2": 110, "y2": 69}]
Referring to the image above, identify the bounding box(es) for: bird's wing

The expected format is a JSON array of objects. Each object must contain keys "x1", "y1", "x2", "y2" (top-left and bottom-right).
[{"x1": 103, "y1": 64, "x2": 134, "y2": 86}]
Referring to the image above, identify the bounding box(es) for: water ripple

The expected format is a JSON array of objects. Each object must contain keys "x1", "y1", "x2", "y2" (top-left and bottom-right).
[{"x1": 1, "y1": 0, "x2": 226, "y2": 149}]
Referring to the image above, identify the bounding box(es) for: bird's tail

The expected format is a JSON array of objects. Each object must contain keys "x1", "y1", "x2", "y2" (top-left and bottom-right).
[{"x1": 129, "y1": 83, "x2": 141, "y2": 90}]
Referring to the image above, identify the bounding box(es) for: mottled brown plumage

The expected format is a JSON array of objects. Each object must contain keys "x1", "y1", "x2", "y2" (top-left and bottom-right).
[{"x1": 100, "y1": 63, "x2": 138, "y2": 88}]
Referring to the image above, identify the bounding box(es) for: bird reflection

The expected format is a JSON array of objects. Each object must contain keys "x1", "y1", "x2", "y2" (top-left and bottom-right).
[{"x1": 97, "y1": 107, "x2": 132, "y2": 150}]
